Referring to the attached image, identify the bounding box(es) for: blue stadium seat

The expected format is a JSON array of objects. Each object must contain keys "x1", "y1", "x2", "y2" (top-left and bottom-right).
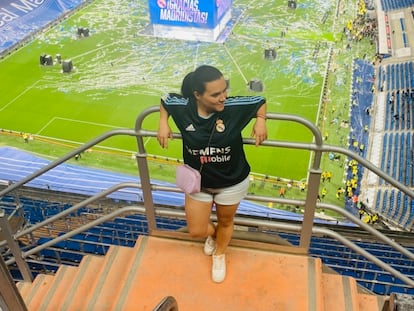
[{"x1": 372, "y1": 282, "x2": 388, "y2": 295}]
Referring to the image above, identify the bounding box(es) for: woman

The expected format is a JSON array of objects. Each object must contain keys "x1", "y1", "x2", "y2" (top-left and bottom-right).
[{"x1": 157, "y1": 65, "x2": 267, "y2": 283}]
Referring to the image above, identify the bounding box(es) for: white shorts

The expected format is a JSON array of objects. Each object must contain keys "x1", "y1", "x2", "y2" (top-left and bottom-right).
[{"x1": 188, "y1": 176, "x2": 250, "y2": 205}]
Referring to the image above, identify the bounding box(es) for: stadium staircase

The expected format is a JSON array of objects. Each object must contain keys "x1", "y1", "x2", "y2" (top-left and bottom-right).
[{"x1": 15, "y1": 231, "x2": 388, "y2": 311}]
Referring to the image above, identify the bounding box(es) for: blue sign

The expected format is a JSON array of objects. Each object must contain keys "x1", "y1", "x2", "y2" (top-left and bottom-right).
[
  {"x1": 148, "y1": 0, "x2": 232, "y2": 29},
  {"x1": 0, "y1": 0, "x2": 83, "y2": 53}
]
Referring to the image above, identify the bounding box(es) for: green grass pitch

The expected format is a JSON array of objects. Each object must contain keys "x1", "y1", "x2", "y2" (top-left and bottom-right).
[{"x1": 0, "y1": 0, "x2": 361, "y2": 185}]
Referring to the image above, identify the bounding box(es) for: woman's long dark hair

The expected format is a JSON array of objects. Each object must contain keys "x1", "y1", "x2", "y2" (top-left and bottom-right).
[{"x1": 181, "y1": 65, "x2": 223, "y2": 98}]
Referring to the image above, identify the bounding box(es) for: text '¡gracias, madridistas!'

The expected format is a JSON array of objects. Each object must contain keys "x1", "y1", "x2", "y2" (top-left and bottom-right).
[{"x1": 159, "y1": 0, "x2": 208, "y2": 24}]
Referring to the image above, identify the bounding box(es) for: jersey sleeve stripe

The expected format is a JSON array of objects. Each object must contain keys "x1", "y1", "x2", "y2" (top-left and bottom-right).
[{"x1": 224, "y1": 96, "x2": 265, "y2": 106}]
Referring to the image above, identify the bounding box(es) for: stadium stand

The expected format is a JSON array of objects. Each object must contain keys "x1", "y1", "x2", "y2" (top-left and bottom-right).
[
  {"x1": 276, "y1": 231, "x2": 414, "y2": 295},
  {"x1": 2, "y1": 185, "x2": 414, "y2": 297},
  {"x1": 365, "y1": 60, "x2": 414, "y2": 230},
  {"x1": 380, "y1": 0, "x2": 414, "y2": 12},
  {"x1": 345, "y1": 59, "x2": 374, "y2": 215}
]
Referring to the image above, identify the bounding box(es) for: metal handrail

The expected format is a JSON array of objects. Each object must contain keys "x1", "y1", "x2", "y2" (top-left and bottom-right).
[
  {"x1": 134, "y1": 106, "x2": 414, "y2": 196},
  {"x1": 134, "y1": 106, "x2": 414, "y2": 247}
]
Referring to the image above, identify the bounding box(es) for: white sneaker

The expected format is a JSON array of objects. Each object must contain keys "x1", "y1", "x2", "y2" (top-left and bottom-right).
[
  {"x1": 204, "y1": 236, "x2": 216, "y2": 256},
  {"x1": 212, "y1": 253, "x2": 226, "y2": 283}
]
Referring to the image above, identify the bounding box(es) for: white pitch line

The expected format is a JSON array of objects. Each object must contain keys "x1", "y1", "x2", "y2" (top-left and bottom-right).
[
  {"x1": 144, "y1": 137, "x2": 152, "y2": 147},
  {"x1": 70, "y1": 40, "x2": 122, "y2": 61},
  {"x1": 0, "y1": 80, "x2": 41, "y2": 112},
  {"x1": 36, "y1": 117, "x2": 121, "y2": 135},
  {"x1": 113, "y1": 51, "x2": 135, "y2": 64},
  {"x1": 144, "y1": 44, "x2": 174, "y2": 78},
  {"x1": 55, "y1": 117, "x2": 121, "y2": 128},
  {"x1": 223, "y1": 43, "x2": 248, "y2": 84},
  {"x1": 36, "y1": 117, "x2": 58, "y2": 135},
  {"x1": 71, "y1": 36, "x2": 158, "y2": 63}
]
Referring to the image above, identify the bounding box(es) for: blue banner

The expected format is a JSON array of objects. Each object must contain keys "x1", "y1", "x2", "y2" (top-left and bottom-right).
[
  {"x1": 148, "y1": 0, "x2": 232, "y2": 29},
  {"x1": 0, "y1": 0, "x2": 83, "y2": 53}
]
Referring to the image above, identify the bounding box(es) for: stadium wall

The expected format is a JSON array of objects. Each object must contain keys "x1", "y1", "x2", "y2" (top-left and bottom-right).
[{"x1": 0, "y1": 0, "x2": 90, "y2": 56}]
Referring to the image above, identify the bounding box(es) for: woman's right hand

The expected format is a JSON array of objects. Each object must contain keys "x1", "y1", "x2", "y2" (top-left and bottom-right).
[
  {"x1": 157, "y1": 104, "x2": 173, "y2": 148},
  {"x1": 157, "y1": 122, "x2": 173, "y2": 149}
]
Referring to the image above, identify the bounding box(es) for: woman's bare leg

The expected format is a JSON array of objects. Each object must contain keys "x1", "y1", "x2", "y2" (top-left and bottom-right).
[
  {"x1": 214, "y1": 203, "x2": 239, "y2": 255},
  {"x1": 184, "y1": 194, "x2": 215, "y2": 238}
]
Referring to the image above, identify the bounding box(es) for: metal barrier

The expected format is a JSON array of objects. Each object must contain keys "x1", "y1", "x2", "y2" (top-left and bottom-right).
[
  {"x1": 0, "y1": 255, "x2": 27, "y2": 311},
  {"x1": 1, "y1": 106, "x2": 414, "y2": 307},
  {"x1": 134, "y1": 106, "x2": 414, "y2": 246},
  {"x1": 153, "y1": 296, "x2": 179, "y2": 311}
]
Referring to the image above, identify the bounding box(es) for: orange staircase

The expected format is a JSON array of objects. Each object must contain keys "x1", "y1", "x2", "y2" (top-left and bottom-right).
[{"x1": 16, "y1": 233, "x2": 388, "y2": 310}]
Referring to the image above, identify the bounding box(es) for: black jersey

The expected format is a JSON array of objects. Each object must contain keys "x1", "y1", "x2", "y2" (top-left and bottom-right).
[{"x1": 161, "y1": 93, "x2": 266, "y2": 188}]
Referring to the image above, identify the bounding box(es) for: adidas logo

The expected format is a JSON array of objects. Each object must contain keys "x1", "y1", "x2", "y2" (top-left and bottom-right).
[{"x1": 185, "y1": 124, "x2": 196, "y2": 131}]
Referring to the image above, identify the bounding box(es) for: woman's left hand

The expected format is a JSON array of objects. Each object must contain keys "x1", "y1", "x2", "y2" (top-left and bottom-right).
[{"x1": 251, "y1": 118, "x2": 268, "y2": 146}]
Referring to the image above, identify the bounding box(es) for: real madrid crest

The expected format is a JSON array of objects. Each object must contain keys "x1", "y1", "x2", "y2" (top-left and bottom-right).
[{"x1": 215, "y1": 118, "x2": 225, "y2": 132}]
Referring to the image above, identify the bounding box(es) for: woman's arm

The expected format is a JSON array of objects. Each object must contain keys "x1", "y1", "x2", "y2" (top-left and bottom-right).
[
  {"x1": 251, "y1": 103, "x2": 268, "y2": 146},
  {"x1": 157, "y1": 103, "x2": 173, "y2": 149}
]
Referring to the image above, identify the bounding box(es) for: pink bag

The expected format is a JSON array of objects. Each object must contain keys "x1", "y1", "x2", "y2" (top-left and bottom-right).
[{"x1": 176, "y1": 164, "x2": 201, "y2": 194}]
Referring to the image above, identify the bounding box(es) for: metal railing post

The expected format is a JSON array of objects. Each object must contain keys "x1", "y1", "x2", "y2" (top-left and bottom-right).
[
  {"x1": 300, "y1": 167, "x2": 322, "y2": 249},
  {"x1": 0, "y1": 255, "x2": 27, "y2": 311},
  {"x1": 134, "y1": 106, "x2": 161, "y2": 232},
  {"x1": 153, "y1": 296, "x2": 179, "y2": 311},
  {"x1": 0, "y1": 209, "x2": 32, "y2": 282},
  {"x1": 134, "y1": 150, "x2": 157, "y2": 231},
  {"x1": 300, "y1": 136, "x2": 324, "y2": 249},
  {"x1": 265, "y1": 113, "x2": 325, "y2": 250}
]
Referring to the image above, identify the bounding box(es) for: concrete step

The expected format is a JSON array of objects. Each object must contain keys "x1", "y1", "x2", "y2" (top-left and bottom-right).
[
  {"x1": 358, "y1": 292, "x2": 389, "y2": 311},
  {"x1": 23, "y1": 274, "x2": 55, "y2": 310},
  {"x1": 37, "y1": 265, "x2": 78, "y2": 311},
  {"x1": 17, "y1": 234, "x2": 388, "y2": 311},
  {"x1": 322, "y1": 273, "x2": 359, "y2": 311}
]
